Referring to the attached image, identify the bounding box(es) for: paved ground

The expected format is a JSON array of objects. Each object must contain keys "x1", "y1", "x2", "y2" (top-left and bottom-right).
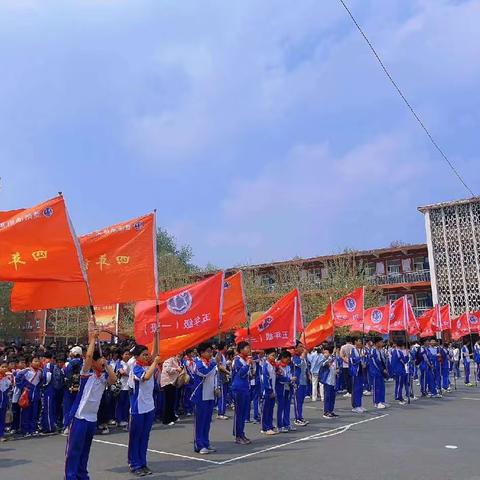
[{"x1": 1, "y1": 382, "x2": 480, "y2": 480}]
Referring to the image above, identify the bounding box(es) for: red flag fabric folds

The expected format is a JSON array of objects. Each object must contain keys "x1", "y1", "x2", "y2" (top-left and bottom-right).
[
  {"x1": 451, "y1": 313, "x2": 471, "y2": 340},
  {"x1": 332, "y1": 287, "x2": 364, "y2": 327},
  {"x1": 351, "y1": 304, "x2": 390, "y2": 334},
  {"x1": 389, "y1": 296, "x2": 419, "y2": 336},
  {"x1": 302, "y1": 303, "x2": 334, "y2": 349}
]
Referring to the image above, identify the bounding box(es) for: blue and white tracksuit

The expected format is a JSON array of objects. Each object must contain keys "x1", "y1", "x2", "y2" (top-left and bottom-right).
[
  {"x1": 292, "y1": 355, "x2": 308, "y2": 422},
  {"x1": 128, "y1": 362, "x2": 155, "y2": 472},
  {"x1": 247, "y1": 357, "x2": 261, "y2": 422},
  {"x1": 231, "y1": 356, "x2": 251, "y2": 439},
  {"x1": 319, "y1": 356, "x2": 337, "y2": 414},
  {"x1": 462, "y1": 346, "x2": 471, "y2": 384},
  {"x1": 0, "y1": 375, "x2": 12, "y2": 438},
  {"x1": 275, "y1": 363, "x2": 293, "y2": 429},
  {"x1": 368, "y1": 349, "x2": 386, "y2": 405},
  {"x1": 17, "y1": 367, "x2": 42, "y2": 434},
  {"x1": 114, "y1": 360, "x2": 130, "y2": 424},
  {"x1": 64, "y1": 369, "x2": 108, "y2": 480},
  {"x1": 391, "y1": 348, "x2": 409, "y2": 401},
  {"x1": 41, "y1": 362, "x2": 57, "y2": 433},
  {"x1": 349, "y1": 348, "x2": 363, "y2": 408},
  {"x1": 261, "y1": 360, "x2": 276, "y2": 431},
  {"x1": 191, "y1": 357, "x2": 217, "y2": 452}
]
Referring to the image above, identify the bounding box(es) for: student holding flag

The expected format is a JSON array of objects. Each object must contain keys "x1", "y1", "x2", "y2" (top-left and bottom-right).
[
  {"x1": 390, "y1": 340, "x2": 409, "y2": 405},
  {"x1": 191, "y1": 342, "x2": 218, "y2": 454},
  {"x1": 64, "y1": 327, "x2": 117, "y2": 480},
  {"x1": 368, "y1": 337, "x2": 388, "y2": 409},
  {"x1": 261, "y1": 349, "x2": 278, "y2": 435},
  {"x1": 349, "y1": 338, "x2": 366, "y2": 413}
]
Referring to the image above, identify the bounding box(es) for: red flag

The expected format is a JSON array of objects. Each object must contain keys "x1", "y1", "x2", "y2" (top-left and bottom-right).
[
  {"x1": 332, "y1": 287, "x2": 364, "y2": 327},
  {"x1": 222, "y1": 271, "x2": 248, "y2": 330},
  {"x1": 10, "y1": 213, "x2": 157, "y2": 311},
  {"x1": 451, "y1": 313, "x2": 471, "y2": 340},
  {"x1": 302, "y1": 303, "x2": 334, "y2": 349},
  {"x1": 468, "y1": 311, "x2": 480, "y2": 333},
  {"x1": 389, "y1": 296, "x2": 419, "y2": 336},
  {"x1": 418, "y1": 307, "x2": 439, "y2": 338},
  {"x1": 0, "y1": 196, "x2": 86, "y2": 283},
  {"x1": 135, "y1": 272, "x2": 224, "y2": 343},
  {"x1": 351, "y1": 304, "x2": 390, "y2": 334},
  {"x1": 439, "y1": 305, "x2": 451, "y2": 331},
  {"x1": 235, "y1": 289, "x2": 302, "y2": 349}
]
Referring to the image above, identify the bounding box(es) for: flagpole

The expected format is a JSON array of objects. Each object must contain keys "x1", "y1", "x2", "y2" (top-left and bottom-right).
[
  {"x1": 402, "y1": 296, "x2": 412, "y2": 405},
  {"x1": 466, "y1": 311, "x2": 478, "y2": 387},
  {"x1": 153, "y1": 210, "x2": 160, "y2": 359}
]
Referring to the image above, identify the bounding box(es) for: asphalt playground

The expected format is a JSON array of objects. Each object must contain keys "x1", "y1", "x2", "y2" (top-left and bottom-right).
[{"x1": 1, "y1": 382, "x2": 479, "y2": 480}]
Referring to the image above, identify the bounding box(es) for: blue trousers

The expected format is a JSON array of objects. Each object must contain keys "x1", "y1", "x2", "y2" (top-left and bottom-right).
[
  {"x1": 464, "y1": 362, "x2": 471, "y2": 384},
  {"x1": 41, "y1": 388, "x2": 57, "y2": 433},
  {"x1": 394, "y1": 374, "x2": 408, "y2": 401},
  {"x1": 261, "y1": 394, "x2": 275, "y2": 431},
  {"x1": 216, "y1": 383, "x2": 228, "y2": 416},
  {"x1": 372, "y1": 375, "x2": 385, "y2": 405},
  {"x1": 128, "y1": 410, "x2": 155, "y2": 471},
  {"x1": 323, "y1": 384, "x2": 336, "y2": 414},
  {"x1": 154, "y1": 389, "x2": 164, "y2": 420},
  {"x1": 193, "y1": 400, "x2": 214, "y2": 451},
  {"x1": 0, "y1": 404, "x2": 7, "y2": 438},
  {"x1": 64, "y1": 417, "x2": 96, "y2": 480},
  {"x1": 21, "y1": 398, "x2": 40, "y2": 434},
  {"x1": 426, "y1": 368, "x2": 438, "y2": 395},
  {"x1": 294, "y1": 384, "x2": 307, "y2": 421},
  {"x1": 183, "y1": 384, "x2": 194, "y2": 415},
  {"x1": 441, "y1": 369, "x2": 450, "y2": 390},
  {"x1": 247, "y1": 384, "x2": 261, "y2": 421},
  {"x1": 232, "y1": 390, "x2": 249, "y2": 438},
  {"x1": 276, "y1": 388, "x2": 292, "y2": 429},
  {"x1": 351, "y1": 375, "x2": 363, "y2": 408},
  {"x1": 420, "y1": 366, "x2": 428, "y2": 395},
  {"x1": 115, "y1": 390, "x2": 130, "y2": 424},
  {"x1": 63, "y1": 391, "x2": 77, "y2": 429},
  {"x1": 12, "y1": 403, "x2": 20, "y2": 431}
]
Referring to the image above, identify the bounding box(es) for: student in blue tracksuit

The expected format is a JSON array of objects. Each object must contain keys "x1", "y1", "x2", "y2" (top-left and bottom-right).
[
  {"x1": 391, "y1": 340, "x2": 409, "y2": 404},
  {"x1": 349, "y1": 338, "x2": 366, "y2": 413},
  {"x1": 128, "y1": 342, "x2": 161, "y2": 477},
  {"x1": 41, "y1": 352, "x2": 57, "y2": 433},
  {"x1": 319, "y1": 347, "x2": 338, "y2": 419},
  {"x1": 63, "y1": 348, "x2": 83, "y2": 433},
  {"x1": 261, "y1": 349, "x2": 278, "y2": 435},
  {"x1": 362, "y1": 341, "x2": 373, "y2": 396},
  {"x1": 191, "y1": 342, "x2": 218, "y2": 454},
  {"x1": 64, "y1": 329, "x2": 116, "y2": 480},
  {"x1": 368, "y1": 337, "x2": 388, "y2": 409},
  {"x1": 17, "y1": 355, "x2": 43, "y2": 436},
  {"x1": 214, "y1": 344, "x2": 229, "y2": 420},
  {"x1": 183, "y1": 349, "x2": 196, "y2": 417},
  {"x1": 247, "y1": 352, "x2": 262, "y2": 424},
  {"x1": 439, "y1": 343, "x2": 451, "y2": 392},
  {"x1": 0, "y1": 361, "x2": 13, "y2": 442},
  {"x1": 275, "y1": 350, "x2": 296, "y2": 432},
  {"x1": 462, "y1": 344, "x2": 472, "y2": 386},
  {"x1": 231, "y1": 341, "x2": 252, "y2": 444},
  {"x1": 425, "y1": 339, "x2": 441, "y2": 397},
  {"x1": 292, "y1": 344, "x2": 309, "y2": 426}
]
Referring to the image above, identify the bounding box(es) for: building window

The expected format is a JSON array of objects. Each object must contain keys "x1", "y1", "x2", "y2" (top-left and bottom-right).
[
  {"x1": 260, "y1": 274, "x2": 275, "y2": 287},
  {"x1": 307, "y1": 268, "x2": 322, "y2": 284},
  {"x1": 35, "y1": 320, "x2": 40, "y2": 329},
  {"x1": 376, "y1": 261, "x2": 385, "y2": 275},
  {"x1": 364, "y1": 262, "x2": 375, "y2": 277},
  {"x1": 414, "y1": 256, "x2": 428, "y2": 271},
  {"x1": 387, "y1": 259, "x2": 401, "y2": 275},
  {"x1": 388, "y1": 293, "x2": 401, "y2": 302},
  {"x1": 415, "y1": 292, "x2": 432, "y2": 309}
]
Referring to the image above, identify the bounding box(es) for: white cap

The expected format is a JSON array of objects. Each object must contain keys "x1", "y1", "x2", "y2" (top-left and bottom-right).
[{"x1": 70, "y1": 346, "x2": 83, "y2": 356}]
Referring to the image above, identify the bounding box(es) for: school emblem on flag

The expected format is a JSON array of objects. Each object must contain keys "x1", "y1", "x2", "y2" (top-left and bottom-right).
[
  {"x1": 43, "y1": 207, "x2": 54, "y2": 217},
  {"x1": 224, "y1": 281, "x2": 231, "y2": 289},
  {"x1": 469, "y1": 315, "x2": 478, "y2": 325},
  {"x1": 258, "y1": 315, "x2": 274, "y2": 332},
  {"x1": 371, "y1": 309, "x2": 383, "y2": 324},
  {"x1": 344, "y1": 297, "x2": 356, "y2": 313},
  {"x1": 134, "y1": 221, "x2": 143, "y2": 231},
  {"x1": 167, "y1": 291, "x2": 193, "y2": 315}
]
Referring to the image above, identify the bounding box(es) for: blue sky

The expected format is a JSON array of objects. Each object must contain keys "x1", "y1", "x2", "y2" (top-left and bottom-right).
[{"x1": 1, "y1": 0, "x2": 479, "y2": 268}]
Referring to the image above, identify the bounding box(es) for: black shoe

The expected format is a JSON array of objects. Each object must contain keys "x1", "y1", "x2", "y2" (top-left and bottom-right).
[
  {"x1": 142, "y1": 466, "x2": 153, "y2": 476},
  {"x1": 132, "y1": 469, "x2": 147, "y2": 477}
]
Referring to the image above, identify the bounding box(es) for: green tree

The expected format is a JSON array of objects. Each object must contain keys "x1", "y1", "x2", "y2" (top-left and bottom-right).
[{"x1": 0, "y1": 282, "x2": 24, "y2": 341}]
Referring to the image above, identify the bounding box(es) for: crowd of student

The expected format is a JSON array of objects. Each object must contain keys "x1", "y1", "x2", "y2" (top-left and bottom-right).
[{"x1": 0, "y1": 332, "x2": 479, "y2": 479}]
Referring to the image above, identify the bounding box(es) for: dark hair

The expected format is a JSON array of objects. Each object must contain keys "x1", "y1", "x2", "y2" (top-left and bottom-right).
[
  {"x1": 373, "y1": 336, "x2": 383, "y2": 344},
  {"x1": 44, "y1": 351, "x2": 53, "y2": 360},
  {"x1": 197, "y1": 343, "x2": 212, "y2": 355},
  {"x1": 132, "y1": 345, "x2": 148, "y2": 357},
  {"x1": 217, "y1": 342, "x2": 226, "y2": 350},
  {"x1": 185, "y1": 348, "x2": 195, "y2": 355},
  {"x1": 264, "y1": 348, "x2": 276, "y2": 355},
  {"x1": 345, "y1": 336, "x2": 353, "y2": 343},
  {"x1": 396, "y1": 340, "x2": 405, "y2": 347},
  {"x1": 236, "y1": 341, "x2": 250, "y2": 353},
  {"x1": 92, "y1": 350, "x2": 102, "y2": 361},
  {"x1": 279, "y1": 350, "x2": 291, "y2": 360}
]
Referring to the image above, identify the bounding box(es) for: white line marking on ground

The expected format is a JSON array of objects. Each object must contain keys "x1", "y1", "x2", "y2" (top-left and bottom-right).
[
  {"x1": 92, "y1": 438, "x2": 222, "y2": 465},
  {"x1": 445, "y1": 445, "x2": 458, "y2": 449},
  {"x1": 217, "y1": 414, "x2": 389, "y2": 465},
  {"x1": 461, "y1": 397, "x2": 480, "y2": 401}
]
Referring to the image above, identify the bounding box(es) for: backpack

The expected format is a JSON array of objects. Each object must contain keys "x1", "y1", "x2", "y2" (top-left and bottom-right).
[
  {"x1": 65, "y1": 362, "x2": 82, "y2": 393},
  {"x1": 51, "y1": 365, "x2": 65, "y2": 391}
]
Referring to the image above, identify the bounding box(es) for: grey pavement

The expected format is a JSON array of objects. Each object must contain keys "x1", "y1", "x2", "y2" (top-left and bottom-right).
[{"x1": 1, "y1": 382, "x2": 479, "y2": 480}]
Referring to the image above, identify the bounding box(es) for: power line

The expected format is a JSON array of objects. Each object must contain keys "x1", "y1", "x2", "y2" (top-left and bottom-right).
[{"x1": 337, "y1": 0, "x2": 475, "y2": 197}]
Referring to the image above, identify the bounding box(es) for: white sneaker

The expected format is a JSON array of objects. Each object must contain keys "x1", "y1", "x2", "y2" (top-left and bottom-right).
[
  {"x1": 265, "y1": 429, "x2": 277, "y2": 435},
  {"x1": 280, "y1": 427, "x2": 289, "y2": 433},
  {"x1": 376, "y1": 403, "x2": 386, "y2": 409},
  {"x1": 199, "y1": 448, "x2": 210, "y2": 455},
  {"x1": 343, "y1": 393, "x2": 352, "y2": 398},
  {"x1": 398, "y1": 400, "x2": 407, "y2": 406},
  {"x1": 118, "y1": 421, "x2": 128, "y2": 427},
  {"x1": 352, "y1": 407, "x2": 363, "y2": 413},
  {"x1": 363, "y1": 390, "x2": 372, "y2": 396},
  {"x1": 305, "y1": 396, "x2": 311, "y2": 399},
  {"x1": 359, "y1": 407, "x2": 367, "y2": 412}
]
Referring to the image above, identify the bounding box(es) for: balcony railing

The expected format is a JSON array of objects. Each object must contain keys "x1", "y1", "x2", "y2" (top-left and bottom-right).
[{"x1": 366, "y1": 269, "x2": 431, "y2": 286}]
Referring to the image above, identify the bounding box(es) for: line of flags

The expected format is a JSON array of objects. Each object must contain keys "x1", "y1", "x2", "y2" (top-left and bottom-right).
[{"x1": 1, "y1": 195, "x2": 479, "y2": 359}]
